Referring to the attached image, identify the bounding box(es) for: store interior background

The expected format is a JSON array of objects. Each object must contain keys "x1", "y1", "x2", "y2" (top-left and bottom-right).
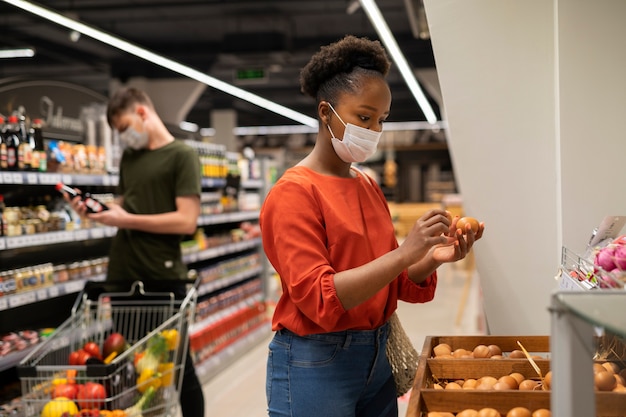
[{"x1": 1, "y1": 0, "x2": 626, "y2": 414}]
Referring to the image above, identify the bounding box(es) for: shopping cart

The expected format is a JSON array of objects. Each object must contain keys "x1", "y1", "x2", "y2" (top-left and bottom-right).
[{"x1": 17, "y1": 279, "x2": 197, "y2": 417}]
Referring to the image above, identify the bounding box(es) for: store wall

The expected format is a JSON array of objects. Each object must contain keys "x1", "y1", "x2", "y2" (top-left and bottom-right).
[
  {"x1": 423, "y1": 0, "x2": 626, "y2": 335},
  {"x1": 558, "y1": 0, "x2": 626, "y2": 254}
]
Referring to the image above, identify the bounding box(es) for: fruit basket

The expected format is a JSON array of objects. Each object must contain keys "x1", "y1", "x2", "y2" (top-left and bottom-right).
[
  {"x1": 17, "y1": 280, "x2": 197, "y2": 417},
  {"x1": 559, "y1": 246, "x2": 625, "y2": 290},
  {"x1": 406, "y1": 335, "x2": 626, "y2": 417}
]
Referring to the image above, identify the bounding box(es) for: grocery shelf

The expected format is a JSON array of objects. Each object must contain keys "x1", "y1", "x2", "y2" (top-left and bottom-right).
[
  {"x1": 182, "y1": 238, "x2": 262, "y2": 264},
  {"x1": 0, "y1": 343, "x2": 40, "y2": 373},
  {"x1": 240, "y1": 178, "x2": 264, "y2": 189},
  {"x1": 195, "y1": 320, "x2": 271, "y2": 384},
  {"x1": 0, "y1": 226, "x2": 117, "y2": 250},
  {"x1": 0, "y1": 171, "x2": 119, "y2": 186},
  {"x1": 197, "y1": 265, "x2": 263, "y2": 296},
  {"x1": 190, "y1": 293, "x2": 264, "y2": 335},
  {"x1": 197, "y1": 210, "x2": 259, "y2": 226},
  {"x1": 0, "y1": 275, "x2": 106, "y2": 312},
  {"x1": 201, "y1": 177, "x2": 227, "y2": 188}
]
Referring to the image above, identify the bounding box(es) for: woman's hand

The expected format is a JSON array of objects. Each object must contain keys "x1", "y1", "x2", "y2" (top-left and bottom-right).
[
  {"x1": 398, "y1": 209, "x2": 454, "y2": 266},
  {"x1": 431, "y1": 216, "x2": 485, "y2": 264}
]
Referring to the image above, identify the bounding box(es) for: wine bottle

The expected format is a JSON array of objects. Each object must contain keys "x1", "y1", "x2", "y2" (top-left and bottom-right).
[{"x1": 55, "y1": 182, "x2": 109, "y2": 213}]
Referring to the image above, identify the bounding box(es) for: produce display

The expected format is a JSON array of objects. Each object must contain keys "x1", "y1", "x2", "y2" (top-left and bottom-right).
[
  {"x1": 407, "y1": 336, "x2": 626, "y2": 417},
  {"x1": 564, "y1": 235, "x2": 626, "y2": 289}
]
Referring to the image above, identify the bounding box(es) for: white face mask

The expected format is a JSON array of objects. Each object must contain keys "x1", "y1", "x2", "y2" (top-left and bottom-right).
[
  {"x1": 327, "y1": 103, "x2": 382, "y2": 163},
  {"x1": 118, "y1": 125, "x2": 149, "y2": 150}
]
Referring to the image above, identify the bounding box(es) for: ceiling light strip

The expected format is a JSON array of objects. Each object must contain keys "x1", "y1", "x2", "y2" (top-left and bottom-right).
[
  {"x1": 2, "y1": 0, "x2": 319, "y2": 128},
  {"x1": 359, "y1": 0, "x2": 438, "y2": 124},
  {"x1": 234, "y1": 120, "x2": 447, "y2": 136},
  {"x1": 0, "y1": 47, "x2": 35, "y2": 58}
]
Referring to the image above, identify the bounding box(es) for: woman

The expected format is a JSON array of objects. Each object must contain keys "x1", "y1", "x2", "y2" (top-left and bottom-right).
[{"x1": 260, "y1": 35, "x2": 483, "y2": 417}]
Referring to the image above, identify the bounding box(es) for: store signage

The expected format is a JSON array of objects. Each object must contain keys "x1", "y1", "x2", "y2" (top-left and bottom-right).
[
  {"x1": 0, "y1": 78, "x2": 107, "y2": 140},
  {"x1": 234, "y1": 68, "x2": 268, "y2": 85}
]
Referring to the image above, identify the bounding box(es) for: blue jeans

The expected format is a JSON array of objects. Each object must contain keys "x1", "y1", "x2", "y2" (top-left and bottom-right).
[{"x1": 266, "y1": 322, "x2": 397, "y2": 417}]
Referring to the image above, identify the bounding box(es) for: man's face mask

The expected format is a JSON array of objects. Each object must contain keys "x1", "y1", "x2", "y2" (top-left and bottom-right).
[
  {"x1": 118, "y1": 114, "x2": 149, "y2": 150},
  {"x1": 327, "y1": 103, "x2": 382, "y2": 163}
]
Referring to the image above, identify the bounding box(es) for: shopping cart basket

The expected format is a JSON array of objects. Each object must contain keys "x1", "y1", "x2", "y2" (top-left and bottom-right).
[{"x1": 17, "y1": 279, "x2": 197, "y2": 417}]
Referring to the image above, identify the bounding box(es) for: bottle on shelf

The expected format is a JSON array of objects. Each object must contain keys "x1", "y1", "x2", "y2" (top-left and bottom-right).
[
  {"x1": 0, "y1": 116, "x2": 7, "y2": 170},
  {"x1": 16, "y1": 112, "x2": 32, "y2": 171},
  {"x1": 29, "y1": 118, "x2": 47, "y2": 172},
  {"x1": 55, "y1": 183, "x2": 109, "y2": 213},
  {"x1": 5, "y1": 116, "x2": 20, "y2": 171},
  {"x1": 0, "y1": 194, "x2": 5, "y2": 236}
]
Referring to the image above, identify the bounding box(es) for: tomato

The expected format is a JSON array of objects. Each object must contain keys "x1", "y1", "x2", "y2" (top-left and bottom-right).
[
  {"x1": 51, "y1": 383, "x2": 78, "y2": 400},
  {"x1": 83, "y1": 342, "x2": 102, "y2": 360},
  {"x1": 76, "y1": 382, "x2": 106, "y2": 409},
  {"x1": 76, "y1": 349, "x2": 93, "y2": 365},
  {"x1": 69, "y1": 350, "x2": 81, "y2": 366}
]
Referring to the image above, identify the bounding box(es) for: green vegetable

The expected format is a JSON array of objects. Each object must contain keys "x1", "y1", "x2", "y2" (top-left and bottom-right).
[
  {"x1": 124, "y1": 385, "x2": 156, "y2": 417},
  {"x1": 135, "y1": 333, "x2": 168, "y2": 375}
]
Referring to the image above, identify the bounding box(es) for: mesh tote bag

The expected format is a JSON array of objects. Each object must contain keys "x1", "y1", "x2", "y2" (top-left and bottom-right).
[{"x1": 386, "y1": 311, "x2": 419, "y2": 396}]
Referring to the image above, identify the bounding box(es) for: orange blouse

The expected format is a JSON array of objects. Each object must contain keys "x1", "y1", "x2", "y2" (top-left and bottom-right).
[{"x1": 260, "y1": 166, "x2": 437, "y2": 336}]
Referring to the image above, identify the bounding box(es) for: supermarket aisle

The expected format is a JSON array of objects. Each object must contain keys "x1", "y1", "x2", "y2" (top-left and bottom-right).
[{"x1": 201, "y1": 260, "x2": 485, "y2": 417}]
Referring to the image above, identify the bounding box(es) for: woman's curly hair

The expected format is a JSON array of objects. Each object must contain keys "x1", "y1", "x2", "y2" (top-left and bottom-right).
[{"x1": 300, "y1": 35, "x2": 391, "y2": 104}]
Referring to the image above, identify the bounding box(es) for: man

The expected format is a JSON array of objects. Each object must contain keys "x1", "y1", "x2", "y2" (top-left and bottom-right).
[{"x1": 66, "y1": 86, "x2": 205, "y2": 417}]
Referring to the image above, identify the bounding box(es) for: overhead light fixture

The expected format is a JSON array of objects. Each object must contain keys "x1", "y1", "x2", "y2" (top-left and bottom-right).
[
  {"x1": 179, "y1": 121, "x2": 199, "y2": 133},
  {"x1": 1, "y1": 0, "x2": 319, "y2": 128},
  {"x1": 358, "y1": 0, "x2": 438, "y2": 124},
  {"x1": 0, "y1": 47, "x2": 35, "y2": 58},
  {"x1": 234, "y1": 120, "x2": 447, "y2": 136}
]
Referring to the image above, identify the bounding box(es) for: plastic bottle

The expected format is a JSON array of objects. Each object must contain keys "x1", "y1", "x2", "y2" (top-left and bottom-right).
[{"x1": 55, "y1": 183, "x2": 109, "y2": 213}]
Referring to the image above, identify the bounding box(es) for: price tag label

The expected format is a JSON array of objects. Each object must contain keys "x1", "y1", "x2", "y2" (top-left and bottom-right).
[
  {"x1": 9, "y1": 292, "x2": 35, "y2": 308},
  {"x1": 0, "y1": 298, "x2": 7, "y2": 311},
  {"x1": 74, "y1": 230, "x2": 89, "y2": 241},
  {"x1": 65, "y1": 281, "x2": 83, "y2": 293},
  {"x1": 90, "y1": 228, "x2": 104, "y2": 239},
  {"x1": 37, "y1": 289, "x2": 48, "y2": 301},
  {"x1": 62, "y1": 174, "x2": 73, "y2": 185},
  {"x1": 39, "y1": 173, "x2": 62, "y2": 185},
  {"x1": 26, "y1": 173, "x2": 38, "y2": 184},
  {"x1": 7, "y1": 236, "x2": 27, "y2": 249},
  {"x1": 2, "y1": 173, "x2": 13, "y2": 183},
  {"x1": 12, "y1": 173, "x2": 23, "y2": 184},
  {"x1": 0, "y1": 238, "x2": 5, "y2": 250},
  {"x1": 48, "y1": 286, "x2": 59, "y2": 298}
]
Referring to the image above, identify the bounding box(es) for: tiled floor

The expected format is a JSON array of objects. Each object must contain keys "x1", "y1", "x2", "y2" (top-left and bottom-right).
[{"x1": 200, "y1": 260, "x2": 485, "y2": 416}]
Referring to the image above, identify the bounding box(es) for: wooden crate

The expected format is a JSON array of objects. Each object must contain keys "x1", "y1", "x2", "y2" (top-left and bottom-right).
[{"x1": 406, "y1": 335, "x2": 626, "y2": 417}]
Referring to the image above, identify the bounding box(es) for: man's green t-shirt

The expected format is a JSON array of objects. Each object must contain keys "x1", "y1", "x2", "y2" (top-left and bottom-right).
[{"x1": 107, "y1": 140, "x2": 201, "y2": 282}]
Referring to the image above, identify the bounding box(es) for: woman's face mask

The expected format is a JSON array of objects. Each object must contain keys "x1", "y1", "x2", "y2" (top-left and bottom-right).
[{"x1": 327, "y1": 103, "x2": 382, "y2": 163}]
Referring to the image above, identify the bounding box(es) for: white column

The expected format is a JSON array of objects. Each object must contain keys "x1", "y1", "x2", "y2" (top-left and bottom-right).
[
  {"x1": 423, "y1": 0, "x2": 626, "y2": 334},
  {"x1": 211, "y1": 109, "x2": 237, "y2": 152}
]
